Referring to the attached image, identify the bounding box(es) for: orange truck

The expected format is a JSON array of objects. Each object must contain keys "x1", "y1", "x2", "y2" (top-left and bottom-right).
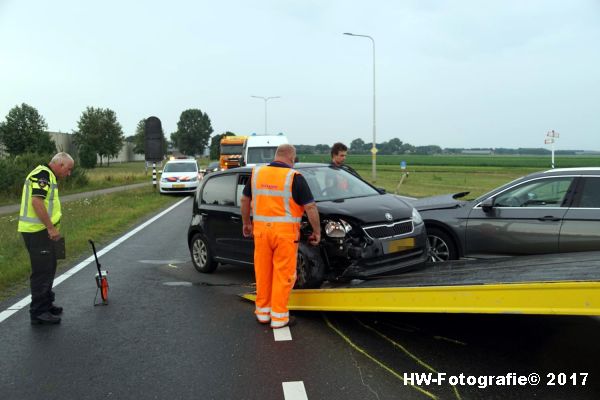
[{"x1": 219, "y1": 136, "x2": 247, "y2": 170}]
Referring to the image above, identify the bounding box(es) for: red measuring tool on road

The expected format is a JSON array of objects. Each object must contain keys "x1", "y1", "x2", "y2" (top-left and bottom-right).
[{"x1": 89, "y1": 240, "x2": 109, "y2": 305}]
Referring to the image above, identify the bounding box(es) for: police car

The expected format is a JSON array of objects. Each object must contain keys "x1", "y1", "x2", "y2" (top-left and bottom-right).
[{"x1": 159, "y1": 158, "x2": 200, "y2": 194}]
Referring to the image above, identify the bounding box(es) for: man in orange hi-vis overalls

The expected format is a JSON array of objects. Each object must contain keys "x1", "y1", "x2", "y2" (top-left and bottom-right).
[{"x1": 240, "y1": 144, "x2": 321, "y2": 329}]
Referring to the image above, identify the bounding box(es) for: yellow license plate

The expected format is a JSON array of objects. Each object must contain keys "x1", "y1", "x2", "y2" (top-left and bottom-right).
[
  {"x1": 173, "y1": 184, "x2": 185, "y2": 188},
  {"x1": 386, "y1": 237, "x2": 415, "y2": 253}
]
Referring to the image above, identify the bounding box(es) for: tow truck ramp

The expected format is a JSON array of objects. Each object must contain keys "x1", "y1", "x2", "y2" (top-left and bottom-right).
[{"x1": 243, "y1": 252, "x2": 600, "y2": 316}]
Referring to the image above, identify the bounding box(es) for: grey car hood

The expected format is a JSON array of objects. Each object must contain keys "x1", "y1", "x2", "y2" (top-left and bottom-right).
[{"x1": 412, "y1": 191, "x2": 470, "y2": 211}]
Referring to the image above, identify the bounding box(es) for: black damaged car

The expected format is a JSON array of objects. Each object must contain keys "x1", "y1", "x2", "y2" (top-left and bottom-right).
[{"x1": 187, "y1": 163, "x2": 428, "y2": 288}]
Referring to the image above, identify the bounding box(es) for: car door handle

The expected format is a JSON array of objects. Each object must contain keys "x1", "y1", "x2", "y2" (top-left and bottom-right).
[
  {"x1": 230, "y1": 216, "x2": 241, "y2": 221},
  {"x1": 200, "y1": 212, "x2": 208, "y2": 217},
  {"x1": 538, "y1": 216, "x2": 561, "y2": 222}
]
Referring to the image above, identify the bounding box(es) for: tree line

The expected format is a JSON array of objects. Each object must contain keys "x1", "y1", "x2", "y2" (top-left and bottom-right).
[
  {"x1": 0, "y1": 103, "x2": 214, "y2": 168},
  {"x1": 1, "y1": 103, "x2": 584, "y2": 168}
]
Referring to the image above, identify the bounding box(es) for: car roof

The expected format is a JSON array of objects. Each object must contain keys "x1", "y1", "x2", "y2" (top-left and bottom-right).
[{"x1": 534, "y1": 167, "x2": 600, "y2": 177}]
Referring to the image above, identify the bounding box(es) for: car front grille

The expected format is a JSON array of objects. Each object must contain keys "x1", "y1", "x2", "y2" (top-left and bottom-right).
[{"x1": 362, "y1": 219, "x2": 413, "y2": 239}]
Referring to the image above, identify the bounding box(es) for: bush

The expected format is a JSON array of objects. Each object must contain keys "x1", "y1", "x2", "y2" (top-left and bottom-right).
[
  {"x1": 78, "y1": 144, "x2": 97, "y2": 169},
  {"x1": 0, "y1": 153, "x2": 88, "y2": 197}
]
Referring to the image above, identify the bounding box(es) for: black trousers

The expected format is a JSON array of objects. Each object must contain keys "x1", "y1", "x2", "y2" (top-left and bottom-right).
[{"x1": 22, "y1": 230, "x2": 57, "y2": 317}]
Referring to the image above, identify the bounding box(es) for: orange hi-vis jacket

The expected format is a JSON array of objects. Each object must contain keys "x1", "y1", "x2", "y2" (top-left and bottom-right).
[
  {"x1": 251, "y1": 164, "x2": 305, "y2": 328},
  {"x1": 251, "y1": 165, "x2": 304, "y2": 229}
]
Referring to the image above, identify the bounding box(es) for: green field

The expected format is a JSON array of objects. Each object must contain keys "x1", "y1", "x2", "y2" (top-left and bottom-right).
[{"x1": 298, "y1": 153, "x2": 600, "y2": 168}]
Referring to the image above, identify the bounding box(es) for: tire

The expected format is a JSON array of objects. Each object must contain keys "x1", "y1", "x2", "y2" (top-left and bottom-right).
[
  {"x1": 190, "y1": 233, "x2": 218, "y2": 273},
  {"x1": 426, "y1": 227, "x2": 458, "y2": 262},
  {"x1": 295, "y1": 243, "x2": 326, "y2": 289}
]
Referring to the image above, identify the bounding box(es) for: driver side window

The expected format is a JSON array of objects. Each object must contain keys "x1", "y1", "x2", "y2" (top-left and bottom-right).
[{"x1": 494, "y1": 177, "x2": 573, "y2": 208}]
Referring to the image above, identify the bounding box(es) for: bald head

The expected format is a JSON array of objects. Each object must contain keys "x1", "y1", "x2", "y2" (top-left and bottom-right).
[{"x1": 274, "y1": 144, "x2": 296, "y2": 166}]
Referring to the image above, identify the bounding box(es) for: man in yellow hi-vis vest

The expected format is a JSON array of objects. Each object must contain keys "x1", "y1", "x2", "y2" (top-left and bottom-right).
[
  {"x1": 18, "y1": 152, "x2": 74, "y2": 325},
  {"x1": 241, "y1": 144, "x2": 320, "y2": 329}
]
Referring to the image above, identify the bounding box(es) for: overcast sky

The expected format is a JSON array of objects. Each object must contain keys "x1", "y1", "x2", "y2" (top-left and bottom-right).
[{"x1": 1, "y1": 0, "x2": 599, "y2": 150}]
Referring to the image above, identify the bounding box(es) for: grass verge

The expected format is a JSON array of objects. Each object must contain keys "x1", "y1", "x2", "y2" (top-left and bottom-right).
[
  {"x1": 0, "y1": 187, "x2": 181, "y2": 301},
  {"x1": 352, "y1": 165, "x2": 538, "y2": 198}
]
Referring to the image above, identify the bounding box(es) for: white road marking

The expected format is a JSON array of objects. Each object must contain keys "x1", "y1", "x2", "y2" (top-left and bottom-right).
[
  {"x1": 282, "y1": 381, "x2": 308, "y2": 400},
  {"x1": 138, "y1": 260, "x2": 187, "y2": 264},
  {"x1": 0, "y1": 197, "x2": 190, "y2": 323},
  {"x1": 273, "y1": 326, "x2": 293, "y2": 341},
  {"x1": 163, "y1": 281, "x2": 193, "y2": 287}
]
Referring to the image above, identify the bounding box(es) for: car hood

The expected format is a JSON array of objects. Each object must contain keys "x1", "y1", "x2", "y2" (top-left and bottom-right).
[
  {"x1": 316, "y1": 194, "x2": 413, "y2": 224},
  {"x1": 412, "y1": 191, "x2": 470, "y2": 211}
]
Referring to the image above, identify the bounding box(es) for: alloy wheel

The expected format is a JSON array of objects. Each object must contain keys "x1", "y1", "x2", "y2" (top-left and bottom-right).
[
  {"x1": 428, "y1": 234, "x2": 450, "y2": 262},
  {"x1": 193, "y1": 239, "x2": 208, "y2": 267}
]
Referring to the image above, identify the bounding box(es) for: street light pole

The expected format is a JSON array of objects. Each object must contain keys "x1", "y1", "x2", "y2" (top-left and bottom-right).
[
  {"x1": 251, "y1": 95, "x2": 281, "y2": 135},
  {"x1": 344, "y1": 32, "x2": 377, "y2": 182}
]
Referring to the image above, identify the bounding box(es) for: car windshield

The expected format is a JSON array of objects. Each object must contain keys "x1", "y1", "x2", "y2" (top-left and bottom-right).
[
  {"x1": 300, "y1": 166, "x2": 380, "y2": 201},
  {"x1": 220, "y1": 144, "x2": 243, "y2": 155},
  {"x1": 247, "y1": 147, "x2": 277, "y2": 164},
  {"x1": 163, "y1": 162, "x2": 197, "y2": 173}
]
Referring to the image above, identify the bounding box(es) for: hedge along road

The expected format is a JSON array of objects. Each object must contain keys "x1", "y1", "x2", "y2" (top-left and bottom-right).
[{"x1": 0, "y1": 182, "x2": 151, "y2": 215}]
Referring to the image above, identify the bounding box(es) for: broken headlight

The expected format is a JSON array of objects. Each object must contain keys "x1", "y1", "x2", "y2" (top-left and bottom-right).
[{"x1": 324, "y1": 219, "x2": 352, "y2": 238}]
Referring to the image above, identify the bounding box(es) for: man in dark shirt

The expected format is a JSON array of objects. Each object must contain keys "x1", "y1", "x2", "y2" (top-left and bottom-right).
[
  {"x1": 18, "y1": 152, "x2": 74, "y2": 325},
  {"x1": 330, "y1": 142, "x2": 360, "y2": 177}
]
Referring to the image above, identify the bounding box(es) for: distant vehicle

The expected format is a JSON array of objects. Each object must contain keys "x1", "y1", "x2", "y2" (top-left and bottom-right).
[
  {"x1": 204, "y1": 161, "x2": 221, "y2": 174},
  {"x1": 413, "y1": 167, "x2": 600, "y2": 262},
  {"x1": 187, "y1": 163, "x2": 428, "y2": 288},
  {"x1": 159, "y1": 158, "x2": 200, "y2": 194},
  {"x1": 219, "y1": 136, "x2": 247, "y2": 170},
  {"x1": 241, "y1": 133, "x2": 288, "y2": 167}
]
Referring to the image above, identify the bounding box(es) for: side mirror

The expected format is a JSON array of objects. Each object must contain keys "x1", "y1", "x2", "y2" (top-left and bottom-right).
[
  {"x1": 158, "y1": 170, "x2": 163, "y2": 174},
  {"x1": 481, "y1": 197, "x2": 495, "y2": 213},
  {"x1": 377, "y1": 187, "x2": 386, "y2": 194}
]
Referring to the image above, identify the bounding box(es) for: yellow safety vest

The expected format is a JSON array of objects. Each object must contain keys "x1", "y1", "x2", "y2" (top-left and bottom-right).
[{"x1": 17, "y1": 165, "x2": 61, "y2": 233}]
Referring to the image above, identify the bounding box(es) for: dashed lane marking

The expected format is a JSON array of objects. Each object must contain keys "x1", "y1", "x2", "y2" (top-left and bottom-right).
[
  {"x1": 273, "y1": 326, "x2": 293, "y2": 341},
  {"x1": 282, "y1": 381, "x2": 308, "y2": 400},
  {"x1": 0, "y1": 197, "x2": 190, "y2": 324},
  {"x1": 163, "y1": 281, "x2": 193, "y2": 287}
]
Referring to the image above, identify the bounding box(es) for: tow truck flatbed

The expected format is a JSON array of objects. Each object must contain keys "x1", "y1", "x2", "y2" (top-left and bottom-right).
[{"x1": 243, "y1": 251, "x2": 600, "y2": 315}]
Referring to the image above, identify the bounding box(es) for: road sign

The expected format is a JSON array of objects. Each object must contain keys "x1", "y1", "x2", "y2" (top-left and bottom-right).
[
  {"x1": 400, "y1": 160, "x2": 407, "y2": 170},
  {"x1": 144, "y1": 116, "x2": 164, "y2": 162}
]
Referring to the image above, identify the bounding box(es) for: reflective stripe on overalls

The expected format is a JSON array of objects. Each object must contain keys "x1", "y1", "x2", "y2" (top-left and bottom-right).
[
  {"x1": 251, "y1": 165, "x2": 304, "y2": 327},
  {"x1": 17, "y1": 165, "x2": 61, "y2": 233}
]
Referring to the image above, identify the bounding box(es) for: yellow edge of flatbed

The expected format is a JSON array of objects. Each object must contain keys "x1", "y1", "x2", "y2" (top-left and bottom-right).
[{"x1": 241, "y1": 281, "x2": 600, "y2": 316}]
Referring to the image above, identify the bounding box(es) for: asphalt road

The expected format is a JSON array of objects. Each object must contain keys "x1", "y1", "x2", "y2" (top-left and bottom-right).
[{"x1": 1, "y1": 196, "x2": 599, "y2": 400}]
